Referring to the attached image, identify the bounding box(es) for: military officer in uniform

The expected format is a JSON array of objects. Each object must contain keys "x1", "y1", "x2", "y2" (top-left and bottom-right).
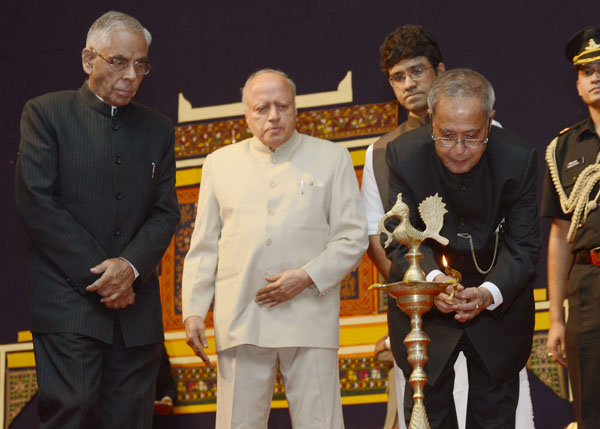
[{"x1": 543, "y1": 26, "x2": 600, "y2": 429}]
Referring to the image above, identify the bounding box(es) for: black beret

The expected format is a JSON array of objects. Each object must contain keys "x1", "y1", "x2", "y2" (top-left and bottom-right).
[{"x1": 565, "y1": 26, "x2": 600, "y2": 66}]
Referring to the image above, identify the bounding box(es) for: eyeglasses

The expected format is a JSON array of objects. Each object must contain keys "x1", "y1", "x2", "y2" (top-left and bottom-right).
[
  {"x1": 89, "y1": 48, "x2": 151, "y2": 76},
  {"x1": 388, "y1": 65, "x2": 432, "y2": 88},
  {"x1": 431, "y1": 135, "x2": 488, "y2": 149}
]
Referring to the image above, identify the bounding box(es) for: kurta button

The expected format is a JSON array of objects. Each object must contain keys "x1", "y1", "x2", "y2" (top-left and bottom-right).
[
  {"x1": 265, "y1": 238, "x2": 272, "y2": 245},
  {"x1": 269, "y1": 182, "x2": 276, "y2": 188},
  {"x1": 115, "y1": 192, "x2": 122, "y2": 200},
  {"x1": 459, "y1": 217, "x2": 466, "y2": 226},
  {"x1": 268, "y1": 209, "x2": 274, "y2": 216},
  {"x1": 272, "y1": 156, "x2": 278, "y2": 162},
  {"x1": 114, "y1": 229, "x2": 121, "y2": 236},
  {"x1": 114, "y1": 156, "x2": 121, "y2": 164}
]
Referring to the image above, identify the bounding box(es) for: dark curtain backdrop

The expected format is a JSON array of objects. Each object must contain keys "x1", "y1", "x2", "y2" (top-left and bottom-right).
[{"x1": 1, "y1": 1, "x2": 591, "y2": 427}]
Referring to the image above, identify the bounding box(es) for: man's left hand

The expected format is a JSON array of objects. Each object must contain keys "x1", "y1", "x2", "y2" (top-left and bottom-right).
[
  {"x1": 86, "y1": 258, "x2": 136, "y2": 309},
  {"x1": 256, "y1": 269, "x2": 313, "y2": 307},
  {"x1": 452, "y1": 286, "x2": 493, "y2": 322}
]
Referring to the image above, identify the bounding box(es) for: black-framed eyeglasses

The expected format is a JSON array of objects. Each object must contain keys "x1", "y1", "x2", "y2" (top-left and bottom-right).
[
  {"x1": 388, "y1": 65, "x2": 432, "y2": 88},
  {"x1": 89, "y1": 48, "x2": 151, "y2": 76},
  {"x1": 431, "y1": 134, "x2": 488, "y2": 149}
]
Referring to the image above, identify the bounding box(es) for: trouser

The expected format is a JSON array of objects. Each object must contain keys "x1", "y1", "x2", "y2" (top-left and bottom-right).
[
  {"x1": 33, "y1": 321, "x2": 162, "y2": 429},
  {"x1": 216, "y1": 344, "x2": 344, "y2": 429},
  {"x1": 566, "y1": 263, "x2": 600, "y2": 429},
  {"x1": 403, "y1": 333, "x2": 519, "y2": 429}
]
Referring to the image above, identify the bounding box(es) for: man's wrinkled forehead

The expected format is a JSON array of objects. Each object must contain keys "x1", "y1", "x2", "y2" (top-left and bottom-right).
[
  {"x1": 432, "y1": 94, "x2": 483, "y2": 112},
  {"x1": 246, "y1": 74, "x2": 294, "y2": 105}
]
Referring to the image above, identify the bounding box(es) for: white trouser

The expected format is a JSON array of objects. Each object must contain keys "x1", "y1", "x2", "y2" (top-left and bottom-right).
[{"x1": 216, "y1": 344, "x2": 344, "y2": 429}]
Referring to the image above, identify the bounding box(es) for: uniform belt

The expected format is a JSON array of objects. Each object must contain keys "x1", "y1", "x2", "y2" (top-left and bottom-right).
[{"x1": 574, "y1": 248, "x2": 600, "y2": 266}]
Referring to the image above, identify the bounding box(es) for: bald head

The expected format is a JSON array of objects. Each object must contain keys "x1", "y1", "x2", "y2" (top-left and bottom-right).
[
  {"x1": 242, "y1": 69, "x2": 296, "y2": 108},
  {"x1": 242, "y1": 70, "x2": 298, "y2": 150}
]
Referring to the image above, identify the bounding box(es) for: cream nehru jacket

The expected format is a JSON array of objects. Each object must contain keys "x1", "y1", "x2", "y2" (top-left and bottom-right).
[{"x1": 182, "y1": 131, "x2": 368, "y2": 351}]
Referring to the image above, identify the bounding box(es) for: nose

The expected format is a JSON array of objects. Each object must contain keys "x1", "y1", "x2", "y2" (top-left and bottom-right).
[
  {"x1": 403, "y1": 74, "x2": 417, "y2": 90},
  {"x1": 122, "y1": 62, "x2": 139, "y2": 80},
  {"x1": 453, "y1": 140, "x2": 467, "y2": 155},
  {"x1": 268, "y1": 105, "x2": 280, "y2": 121}
]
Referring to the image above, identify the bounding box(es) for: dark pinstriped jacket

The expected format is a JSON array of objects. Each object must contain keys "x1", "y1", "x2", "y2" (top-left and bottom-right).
[{"x1": 15, "y1": 82, "x2": 180, "y2": 347}]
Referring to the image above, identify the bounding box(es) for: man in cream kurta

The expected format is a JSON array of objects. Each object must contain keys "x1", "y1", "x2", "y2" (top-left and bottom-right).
[{"x1": 182, "y1": 69, "x2": 368, "y2": 429}]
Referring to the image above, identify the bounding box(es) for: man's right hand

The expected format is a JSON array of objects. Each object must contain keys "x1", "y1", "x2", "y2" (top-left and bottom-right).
[
  {"x1": 546, "y1": 320, "x2": 568, "y2": 367},
  {"x1": 86, "y1": 258, "x2": 136, "y2": 309},
  {"x1": 184, "y1": 316, "x2": 212, "y2": 367},
  {"x1": 432, "y1": 274, "x2": 464, "y2": 313}
]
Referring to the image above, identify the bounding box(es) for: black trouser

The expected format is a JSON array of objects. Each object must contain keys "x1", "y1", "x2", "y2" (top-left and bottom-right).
[
  {"x1": 403, "y1": 332, "x2": 519, "y2": 429},
  {"x1": 566, "y1": 263, "x2": 600, "y2": 429},
  {"x1": 33, "y1": 321, "x2": 162, "y2": 429}
]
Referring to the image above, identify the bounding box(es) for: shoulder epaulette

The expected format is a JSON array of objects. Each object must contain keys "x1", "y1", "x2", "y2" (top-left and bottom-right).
[{"x1": 559, "y1": 127, "x2": 570, "y2": 135}]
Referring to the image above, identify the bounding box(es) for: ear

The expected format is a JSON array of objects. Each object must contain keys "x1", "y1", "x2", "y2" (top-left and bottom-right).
[
  {"x1": 81, "y1": 48, "x2": 94, "y2": 75},
  {"x1": 436, "y1": 62, "x2": 446, "y2": 74},
  {"x1": 576, "y1": 78, "x2": 583, "y2": 98},
  {"x1": 488, "y1": 110, "x2": 496, "y2": 130}
]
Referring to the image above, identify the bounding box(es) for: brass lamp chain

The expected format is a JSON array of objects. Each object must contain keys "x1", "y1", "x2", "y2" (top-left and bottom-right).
[{"x1": 546, "y1": 137, "x2": 600, "y2": 242}]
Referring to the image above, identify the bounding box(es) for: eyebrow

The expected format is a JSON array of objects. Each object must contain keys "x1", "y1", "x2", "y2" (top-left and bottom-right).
[
  {"x1": 110, "y1": 54, "x2": 149, "y2": 62},
  {"x1": 580, "y1": 64, "x2": 599, "y2": 71},
  {"x1": 440, "y1": 128, "x2": 481, "y2": 134},
  {"x1": 390, "y1": 62, "x2": 427, "y2": 77},
  {"x1": 390, "y1": 63, "x2": 426, "y2": 76}
]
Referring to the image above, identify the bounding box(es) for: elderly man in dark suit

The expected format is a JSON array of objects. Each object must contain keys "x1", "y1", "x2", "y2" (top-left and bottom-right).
[
  {"x1": 15, "y1": 11, "x2": 180, "y2": 429},
  {"x1": 385, "y1": 68, "x2": 541, "y2": 428}
]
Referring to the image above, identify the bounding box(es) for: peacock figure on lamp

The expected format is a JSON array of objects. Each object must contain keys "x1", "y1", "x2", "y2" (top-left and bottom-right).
[{"x1": 379, "y1": 193, "x2": 449, "y2": 282}]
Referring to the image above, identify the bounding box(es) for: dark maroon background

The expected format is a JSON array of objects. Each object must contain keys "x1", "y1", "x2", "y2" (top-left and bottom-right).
[{"x1": 2, "y1": 1, "x2": 589, "y2": 427}]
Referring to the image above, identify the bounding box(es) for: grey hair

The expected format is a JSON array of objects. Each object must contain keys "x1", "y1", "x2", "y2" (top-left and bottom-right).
[
  {"x1": 86, "y1": 11, "x2": 152, "y2": 51},
  {"x1": 241, "y1": 68, "x2": 297, "y2": 108},
  {"x1": 427, "y1": 68, "x2": 495, "y2": 119}
]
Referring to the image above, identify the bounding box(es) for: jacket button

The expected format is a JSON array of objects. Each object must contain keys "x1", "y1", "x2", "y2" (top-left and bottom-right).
[
  {"x1": 114, "y1": 229, "x2": 121, "y2": 236},
  {"x1": 114, "y1": 156, "x2": 122, "y2": 164},
  {"x1": 459, "y1": 217, "x2": 466, "y2": 226},
  {"x1": 115, "y1": 192, "x2": 122, "y2": 200}
]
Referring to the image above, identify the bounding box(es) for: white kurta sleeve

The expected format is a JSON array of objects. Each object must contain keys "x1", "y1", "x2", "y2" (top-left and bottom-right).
[
  {"x1": 182, "y1": 155, "x2": 222, "y2": 322},
  {"x1": 361, "y1": 144, "x2": 386, "y2": 235},
  {"x1": 302, "y1": 148, "x2": 368, "y2": 294}
]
